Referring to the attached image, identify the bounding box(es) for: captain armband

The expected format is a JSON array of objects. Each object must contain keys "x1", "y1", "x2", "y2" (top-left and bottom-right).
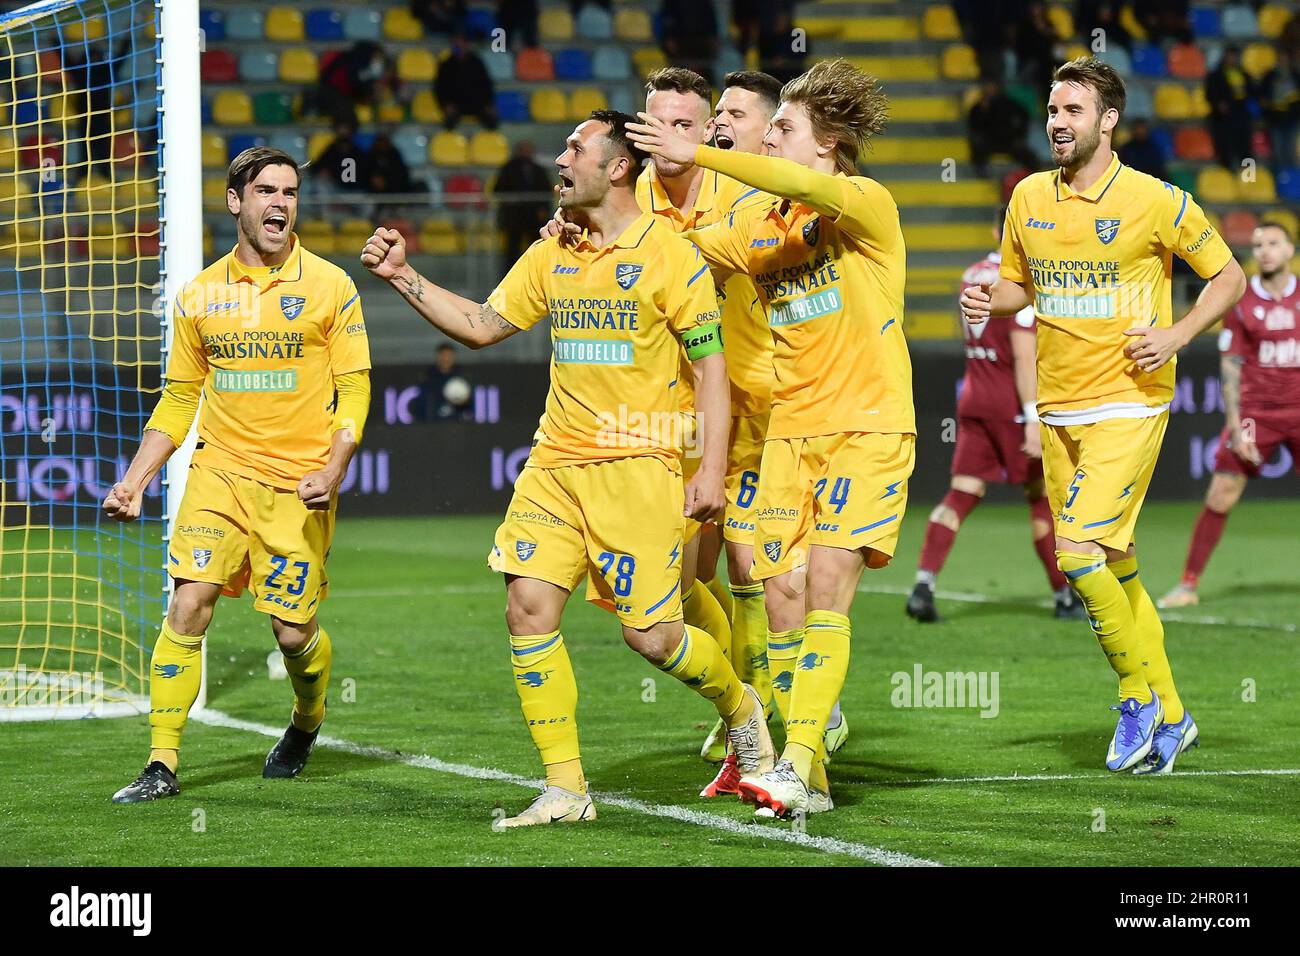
[{"x1": 684, "y1": 321, "x2": 724, "y2": 360}]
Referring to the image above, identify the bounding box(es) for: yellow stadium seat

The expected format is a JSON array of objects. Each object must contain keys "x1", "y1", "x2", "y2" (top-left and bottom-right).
[
  {"x1": 1258, "y1": 4, "x2": 1291, "y2": 38},
  {"x1": 613, "y1": 8, "x2": 651, "y2": 42},
  {"x1": 429, "y1": 131, "x2": 468, "y2": 166},
  {"x1": 265, "y1": 7, "x2": 304, "y2": 42},
  {"x1": 1195, "y1": 167, "x2": 1238, "y2": 204},
  {"x1": 411, "y1": 90, "x2": 444, "y2": 125},
  {"x1": 1061, "y1": 42, "x2": 1089, "y2": 62},
  {"x1": 1264, "y1": 208, "x2": 1299, "y2": 240},
  {"x1": 906, "y1": 311, "x2": 959, "y2": 339},
  {"x1": 870, "y1": 136, "x2": 968, "y2": 163},
  {"x1": 1046, "y1": 6, "x2": 1074, "y2": 39},
  {"x1": 1189, "y1": 85, "x2": 1210, "y2": 119},
  {"x1": 115, "y1": 178, "x2": 158, "y2": 210},
  {"x1": 922, "y1": 6, "x2": 961, "y2": 40},
  {"x1": 397, "y1": 48, "x2": 437, "y2": 83},
  {"x1": 1153, "y1": 84, "x2": 1193, "y2": 120},
  {"x1": 65, "y1": 17, "x2": 106, "y2": 42},
  {"x1": 212, "y1": 90, "x2": 253, "y2": 125},
  {"x1": 383, "y1": 7, "x2": 423, "y2": 41},
  {"x1": 843, "y1": 16, "x2": 918, "y2": 42},
  {"x1": 530, "y1": 89, "x2": 568, "y2": 124},
  {"x1": 940, "y1": 45, "x2": 978, "y2": 80},
  {"x1": 420, "y1": 218, "x2": 463, "y2": 254},
  {"x1": 800, "y1": 19, "x2": 843, "y2": 40},
  {"x1": 1239, "y1": 167, "x2": 1276, "y2": 203},
  {"x1": 1119, "y1": 5, "x2": 1146, "y2": 40},
  {"x1": 568, "y1": 87, "x2": 608, "y2": 119},
  {"x1": 336, "y1": 218, "x2": 374, "y2": 253},
  {"x1": 469, "y1": 130, "x2": 509, "y2": 166},
  {"x1": 1242, "y1": 43, "x2": 1277, "y2": 79},
  {"x1": 632, "y1": 47, "x2": 666, "y2": 77},
  {"x1": 540, "y1": 8, "x2": 574, "y2": 41},
  {"x1": 202, "y1": 133, "x2": 226, "y2": 169},
  {"x1": 279, "y1": 49, "x2": 318, "y2": 84},
  {"x1": 202, "y1": 177, "x2": 228, "y2": 208},
  {"x1": 307, "y1": 130, "x2": 334, "y2": 162},
  {"x1": 297, "y1": 220, "x2": 335, "y2": 255},
  {"x1": 890, "y1": 95, "x2": 959, "y2": 122},
  {"x1": 0, "y1": 132, "x2": 17, "y2": 173},
  {"x1": 903, "y1": 223, "x2": 990, "y2": 251},
  {"x1": 378, "y1": 99, "x2": 406, "y2": 123},
  {"x1": 851, "y1": 54, "x2": 937, "y2": 81}
]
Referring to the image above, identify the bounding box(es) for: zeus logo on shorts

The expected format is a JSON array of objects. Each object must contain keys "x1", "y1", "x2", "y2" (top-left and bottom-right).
[
  {"x1": 192, "y1": 548, "x2": 213, "y2": 570},
  {"x1": 516, "y1": 540, "x2": 537, "y2": 561}
]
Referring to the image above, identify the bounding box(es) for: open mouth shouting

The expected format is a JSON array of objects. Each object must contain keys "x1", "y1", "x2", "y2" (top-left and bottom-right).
[
  {"x1": 263, "y1": 212, "x2": 289, "y2": 239},
  {"x1": 556, "y1": 170, "x2": 574, "y2": 199}
]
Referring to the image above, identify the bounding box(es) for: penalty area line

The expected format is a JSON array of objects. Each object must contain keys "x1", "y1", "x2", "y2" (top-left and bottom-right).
[
  {"x1": 190, "y1": 707, "x2": 941, "y2": 867},
  {"x1": 853, "y1": 768, "x2": 1300, "y2": 787}
]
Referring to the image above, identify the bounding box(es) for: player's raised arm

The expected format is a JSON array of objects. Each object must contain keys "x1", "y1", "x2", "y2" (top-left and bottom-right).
[{"x1": 360, "y1": 227, "x2": 522, "y2": 349}]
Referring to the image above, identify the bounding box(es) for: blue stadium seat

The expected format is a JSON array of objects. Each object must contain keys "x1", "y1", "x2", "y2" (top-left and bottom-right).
[
  {"x1": 1132, "y1": 44, "x2": 1167, "y2": 77},
  {"x1": 239, "y1": 50, "x2": 279, "y2": 83},
  {"x1": 1148, "y1": 127, "x2": 1173, "y2": 159},
  {"x1": 484, "y1": 50, "x2": 515, "y2": 83},
  {"x1": 1098, "y1": 44, "x2": 1132, "y2": 76},
  {"x1": 1125, "y1": 82, "x2": 1154, "y2": 119},
  {"x1": 576, "y1": 4, "x2": 612, "y2": 40},
  {"x1": 716, "y1": 45, "x2": 744, "y2": 78},
  {"x1": 13, "y1": 99, "x2": 44, "y2": 126},
  {"x1": 464, "y1": 8, "x2": 497, "y2": 39},
  {"x1": 553, "y1": 48, "x2": 593, "y2": 81},
  {"x1": 1189, "y1": 6, "x2": 1221, "y2": 38},
  {"x1": 592, "y1": 47, "x2": 631, "y2": 82},
  {"x1": 495, "y1": 90, "x2": 530, "y2": 123},
  {"x1": 353, "y1": 131, "x2": 376, "y2": 152},
  {"x1": 1277, "y1": 167, "x2": 1300, "y2": 202},
  {"x1": 227, "y1": 134, "x2": 267, "y2": 162},
  {"x1": 305, "y1": 9, "x2": 345, "y2": 41},
  {"x1": 200, "y1": 9, "x2": 226, "y2": 43},
  {"x1": 201, "y1": 96, "x2": 212, "y2": 125},
  {"x1": 608, "y1": 86, "x2": 637, "y2": 115},
  {"x1": 342, "y1": 8, "x2": 382, "y2": 41},
  {"x1": 267, "y1": 132, "x2": 308, "y2": 159},
  {"x1": 1220, "y1": 4, "x2": 1257, "y2": 39},
  {"x1": 225, "y1": 10, "x2": 265, "y2": 41},
  {"x1": 393, "y1": 129, "x2": 429, "y2": 169}
]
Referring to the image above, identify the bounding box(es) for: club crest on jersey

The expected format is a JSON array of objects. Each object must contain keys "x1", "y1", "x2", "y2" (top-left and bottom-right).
[
  {"x1": 280, "y1": 295, "x2": 307, "y2": 320},
  {"x1": 192, "y1": 548, "x2": 213, "y2": 570},
  {"x1": 516, "y1": 540, "x2": 537, "y2": 562},
  {"x1": 763, "y1": 539, "x2": 782, "y2": 563},
  {"x1": 615, "y1": 263, "x2": 643, "y2": 290},
  {"x1": 802, "y1": 217, "x2": 820, "y2": 246},
  {"x1": 1094, "y1": 218, "x2": 1121, "y2": 245}
]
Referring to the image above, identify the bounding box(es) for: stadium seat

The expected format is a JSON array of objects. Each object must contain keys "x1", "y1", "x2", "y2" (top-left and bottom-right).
[
  {"x1": 265, "y1": 7, "x2": 304, "y2": 42},
  {"x1": 1167, "y1": 43, "x2": 1206, "y2": 80},
  {"x1": 393, "y1": 129, "x2": 430, "y2": 169},
  {"x1": 1190, "y1": 85, "x2": 1210, "y2": 119},
  {"x1": 411, "y1": 89, "x2": 445, "y2": 124},
  {"x1": 569, "y1": 87, "x2": 608, "y2": 119},
  {"x1": 225, "y1": 10, "x2": 265, "y2": 42},
  {"x1": 226, "y1": 134, "x2": 267, "y2": 163},
  {"x1": 420, "y1": 218, "x2": 462, "y2": 254},
  {"x1": 1264, "y1": 207, "x2": 1299, "y2": 238},
  {"x1": 1045, "y1": 6, "x2": 1073, "y2": 39},
  {"x1": 1153, "y1": 84, "x2": 1193, "y2": 120},
  {"x1": 540, "y1": 7, "x2": 574, "y2": 41},
  {"x1": 530, "y1": 89, "x2": 568, "y2": 124},
  {"x1": 115, "y1": 177, "x2": 158, "y2": 211},
  {"x1": 464, "y1": 8, "x2": 498, "y2": 39},
  {"x1": 940, "y1": 45, "x2": 978, "y2": 81},
  {"x1": 298, "y1": 220, "x2": 335, "y2": 255},
  {"x1": 199, "y1": 9, "x2": 227, "y2": 43},
  {"x1": 1125, "y1": 82, "x2": 1153, "y2": 119},
  {"x1": 201, "y1": 96, "x2": 213, "y2": 126},
  {"x1": 212, "y1": 90, "x2": 253, "y2": 125},
  {"x1": 383, "y1": 7, "x2": 423, "y2": 40},
  {"x1": 576, "y1": 3, "x2": 613, "y2": 39},
  {"x1": 717, "y1": 45, "x2": 744, "y2": 78},
  {"x1": 608, "y1": 87, "x2": 637, "y2": 115},
  {"x1": 515, "y1": 47, "x2": 555, "y2": 82},
  {"x1": 1278, "y1": 167, "x2": 1300, "y2": 203},
  {"x1": 429, "y1": 131, "x2": 468, "y2": 166},
  {"x1": 201, "y1": 50, "x2": 238, "y2": 83},
  {"x1": 633, "y1": 47, "x2": 667, "y2": 77},
  {"x1": 342, "y1": 8, "x2": 382, "y2": 41},
  {"x1": 1131, "y1": 44, "x2": 1167, "y2": 77},
  {"x1": 800, "y1": 19, "x2": 843, "y2": 41},
  {"x1": 1258, "y1": 4, "x2": 1292, "y2": 38},
  {"x1": 1242, "y1": 43, "x2": 1277, "y2": 79},
  {"x1": 397, "y1": 48, "x2": 437, "y2": 83},
  {"x1": 921, "y1": 5, "x2": 960, "y2": 40},
  {"x1": 1239, "y1": 167, "x2": 1276, "y2": 202},
  {"x1": 239, "y1": 50, "x2": 279, "y2": 83},
  {"x1": 484, "y1": 50, "x2": 515, "y2": 83},
  {"x1": 495, "y1": 90, "x2": 530, "y2": 123},
  {"x1": 64, "y1": 16, "x2": 105, "y2": 42},
  {"x1": 306, "y1": 130, "x2": 335, "y2": 162},
  {"x1": 445, "y1": 173, "x2": 486, "y2": 210},
  {"x1": 1097, "y1": 44, "x2": 1133, "y2": 76},
  {"x1": 304, "y1": 9, "x2": 344, "y2": 41},
  {"x1": 353, "y1": 131, "x2": 376, "y2": 152},
  {"x1": 1173, "y1": 126, "x2": 1214, "y2": 161},
  {"x1": 1220, "y1": 4, "x2": 1257, "y2": 39},
  {"x1": 279, "y1": 49, "x2": 319, "y2": 84},
  {"x1": 469, "y1": 130, "x2": 509, "y2": 166},
  {"x1": 614, "y1": 8, "x2": 652, "y2": 42},
  {"x1": 1220, "y1": 209, "x2": 1260, "y2": 246},
  {"x1": 1195, "y1": 166, "x2": 1238, "y2": 203},
  {"x1": 266, "y1": 132, "x2": 307, "y2": 160},
  {"x1": 592, "y1": 47, "x2": 632, "y2": 82},
  {"x1": 377, "y1": 97, "x2": 405, "y2": 123},
  {"x1": 1189, "y1": 6, "x2": 1221, "y2": 38},
  {"x1": 554, "y1": 48, "x2": 593, "y2": 81},
  {"x1": 202, "y1": 132, "x2": 227, "y2": 169},
  {"x1": 253, "y1": 91, "x2": 295, "y2": 125}
]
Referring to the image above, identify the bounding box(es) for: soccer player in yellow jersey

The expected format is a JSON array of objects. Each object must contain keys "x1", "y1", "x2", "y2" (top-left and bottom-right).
[
  {"x1": 361, "y1": 111, "x2": 774, "y2": 828},
  {"x1": 104, "y1": 148, "x2": 372, "y2": 802},
  {"x1": 962, "y1": 57, "x2": 1246, "y2": 774},
  {"x1": 629, "y1": 59, "x2": 913, "y2": 816}
]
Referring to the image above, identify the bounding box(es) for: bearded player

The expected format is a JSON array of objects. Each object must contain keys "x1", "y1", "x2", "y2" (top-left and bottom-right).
[
  {"x1": 105, "y1": 147, "x2": 371, "y2": 802},
  {"x1": 963, "y1": 57, "x2": 1245, "y2": 774},
  {"x1": 1161, "y1": 221, "x2": 1300, "y2": 608}
]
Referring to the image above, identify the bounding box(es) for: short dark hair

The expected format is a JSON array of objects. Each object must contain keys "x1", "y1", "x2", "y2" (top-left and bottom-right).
[
  {"x1": 645, "y1": 66, "x2": 713, "y2": 104},
  {"x1": 723, "y1": 70, "x2": 783, "y2": 113},
  {"x1": 1052, "y1": 56, "x2": 1127, "y2": 120},
  {"x1": 1257, "y1": 220, "x2": 1295, "y2": 244},
  {"x1": 227, "y1": 146, "x2": 300, "y2": 197},
  {"x1": 588, "y1": 109, "x2": 648, "y2": 182}
]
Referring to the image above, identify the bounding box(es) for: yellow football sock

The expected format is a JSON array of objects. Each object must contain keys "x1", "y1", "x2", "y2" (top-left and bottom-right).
[
  {"x1": 1057, "y1": 551, "x2": 1151, "y2": 703},
  {"x1": 658, "y1": 623, "x2": 746, "y2": 724},
  {"x1": 148, "y1": 620, "x2": 204, "y2": 760},
  {"x1": 1110, "y1": 555, "x2": 1184, "y2": 723},
  {"x1": 282, "y1": 625, "x2": 332, "y2": 733},
  {"x1": 767, "y1": 626, "x2": 804, "y2": 725},
  {"x1": 809, "y1": 743, "x2": 829, "y2": 794},
  {"x1": 683, "y1": 580, "x2": 732, "y2": 663},
  {"x1": 730, "y1": 582, "x2": 771, "y2": 708},
  {"x1": 705, "y1": 572, "x2": 734, "y2": 625},
  {"x1": 510, "y1": 631, "x2": 582, "y2": 778},
  {"x1": 784, "y1": 610, "x2": 852, "y2": 780}
]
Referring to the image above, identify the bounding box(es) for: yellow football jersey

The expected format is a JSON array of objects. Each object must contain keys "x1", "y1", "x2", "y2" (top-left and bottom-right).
[
  {"x1": 637, "y1": 164, "x2": 774, "y2": 417},
  {"x1": 486, "y1": 212, "x2": 721, "y2": 470},
  {"x1": 167, "y1": 234, "x2": 370, "y2": 490},
  {"x1": 1000, "y1": 151, "x2": 1233, "y2": 419},
  {"x1": 685, "y1": 150, "x2": 914, "y2": 440}
]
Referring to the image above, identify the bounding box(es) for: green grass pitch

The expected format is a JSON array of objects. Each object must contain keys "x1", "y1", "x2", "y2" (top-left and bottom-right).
[{"x1": 3, "y1": 499, "x2": 1297, "y2": 866}]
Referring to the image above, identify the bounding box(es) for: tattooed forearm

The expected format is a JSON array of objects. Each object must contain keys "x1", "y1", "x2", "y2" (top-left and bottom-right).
[
  {"x1": 481, "y1": 303, "x2": 512, "y2": 335},
  {"x1": 397, "y1": 271, "x2": 424, "y2": 302}
]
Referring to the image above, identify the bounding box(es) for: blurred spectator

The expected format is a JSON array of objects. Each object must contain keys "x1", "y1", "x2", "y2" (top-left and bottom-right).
[
  {"x1": 410, "y1": 0, "x2": 467, "y2": 35},
  {"x1": 311, "y1": 41, "x2": 395, "y2": 124},
  {"x1": 367, "y1": 132, "x2": 420, "y2": 212},
  {"x1": 1074, "y1": 0, "x2": 1131, "y2": 52},
  {"x1": 1135, "y1": 0, "x2": 1190, "y2": 45},
  {"x1": 493, "y1": 141, "x2": 553, "y2": 272},
  {"x1": 1282, "y1": 13, "x2": 1300, "y2": 65},
  {"x1": 420, "y1": 344, "x2": 473, "y2": 422},
  {"x1": 1206, "y1": 46, "x2": 1254, "y2": 170},
  {"x1": 661, "y1": 0, "x2": 719, "y2": 86},
  {"x1": 954, "y1": 0, "x2": 1016, "y2": 80},
  {"x1": 311, "y1": 119, "x2": 368, "y2": 193},
  {"x1": 1258, "y1": 50, "x2": 1300, "y2": 173},
  {"x1": 496, "y1": 0, "x2": 538, "y2": 49},
  {"x1": 757, "y1": 0, "x2": 807, "y2": 84},
  {"x1": 1118, "y1": 119, "x2": 1168, "y2": 180},
  {"x1": 967, "y1": 78, "x2": 1039, "y2": 177},
  {"x1": 1012, "y1": 3, "x2": 1057, "y2": 90},
  {"x1": 435, "y1": 35, "x2": 499, "y2": 130}
]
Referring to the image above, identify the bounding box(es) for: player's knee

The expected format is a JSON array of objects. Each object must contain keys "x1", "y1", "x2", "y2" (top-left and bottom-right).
[
  {"x1": 727, "y1": 560, "x2": 757, "y2": 588},
  {"x1": 929, "y1": 504, "x2": 960, "y2": 531},
  {"x1": 167, "y1": 592, "x2": 215, "y2": 635},
  {"x1": 1206, "y1": 475, "x2": 1244, "y2": 513},
  {"x1": 621, "y1": 622, "x2": 675, "y2": 664},
  {"x1": 271, "y1": 617, "x2": 313, "y2": 654}
]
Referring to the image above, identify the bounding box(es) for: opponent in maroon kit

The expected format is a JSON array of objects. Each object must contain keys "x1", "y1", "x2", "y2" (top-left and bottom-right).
[
  {"x1": 1161, "y1": 222, "x2": 1299, "y2": 608},
  {"x1": 907, "y1": 211, "x2": 1084, "y2": 622}
]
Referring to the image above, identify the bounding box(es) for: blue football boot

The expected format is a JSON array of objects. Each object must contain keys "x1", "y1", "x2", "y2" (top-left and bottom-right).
[
  {"x1": 1133, "y1": 711, "x2": 1199, "y2": 775},
  {"x1": 1105, "y1": 694, "x2": 1163, "y2": 771}
]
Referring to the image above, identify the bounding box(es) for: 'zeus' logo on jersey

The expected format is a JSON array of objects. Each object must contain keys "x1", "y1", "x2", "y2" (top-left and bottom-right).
[
  {"x1": 1095, "y1": 218, "x2": 1121, "y2": 245},
  {"x1": 615, "y1": 263, "x2": 643, "y2": 290},
  {"x1": 1025, "y1": 217, "x2": 1055, "y2": 230},
  {"x1": 280, "y1": 295, "x2": 307, "y2": 319},
  {"x1": 552, "y1": 265, "x2": 579, "y2": 275},
  {"x1": 750, "y1": 237, "x2": 778, "y2": 248}
]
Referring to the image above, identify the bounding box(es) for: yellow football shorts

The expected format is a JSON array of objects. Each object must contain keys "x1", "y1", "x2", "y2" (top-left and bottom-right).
[
  {"x1": 168, "y1": 462, "x2": 334, "y2": 624},
  {"x1": 751, "y1": 432, "x2": 915, "y2": 580},
  {"x1": 1041, "y1": 412, "x2": 1168, "y2": 550},
  {"x1": 722, "y1": 409, "x2": 769, "y2": 545},
  {"x1": 489, "y1": 456, "x2": 686, "y2": 629}
]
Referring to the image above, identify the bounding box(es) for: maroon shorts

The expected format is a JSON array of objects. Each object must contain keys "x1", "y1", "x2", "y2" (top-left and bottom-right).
[
  {"x1": 1212, "y1": 410, "x2": 1300, "y2": 478},
  {"x1": 951, "y1": 415, "x2": 1042, "y2": 485}
]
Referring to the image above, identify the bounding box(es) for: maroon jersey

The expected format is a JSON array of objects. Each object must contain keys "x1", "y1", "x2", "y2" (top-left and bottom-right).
[
  {"x1": 956, "y1": 252, "x2": 1036, "y2": 422},
  {"x1": 1220, "y1": 274, "x2": 1300, "y2": 414}
]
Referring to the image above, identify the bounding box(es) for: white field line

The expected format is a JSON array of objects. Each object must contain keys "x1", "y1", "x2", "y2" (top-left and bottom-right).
[
  {"x1": 190, "y1": 707, "x2": 941, "y2": 867},
  {"x1": 853, "y1": 768, "x2": 1300, "y2": 787}
]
